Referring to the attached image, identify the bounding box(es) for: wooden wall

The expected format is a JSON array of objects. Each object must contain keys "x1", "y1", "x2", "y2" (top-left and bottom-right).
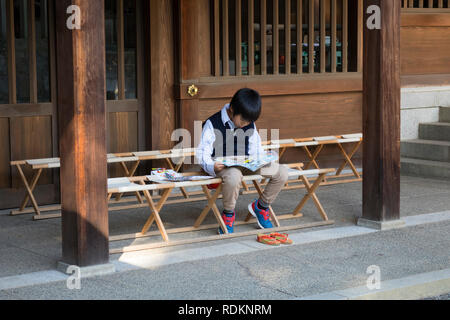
[
  {"x1": 1, "y1": 4, "x2": 450, "y2": 210},
  {"x1": 176, "y1": 0, "x2": 363, "y2": 169},
  {"x1": 401, "y1": 12, "x2": 450, "y2": 75}
]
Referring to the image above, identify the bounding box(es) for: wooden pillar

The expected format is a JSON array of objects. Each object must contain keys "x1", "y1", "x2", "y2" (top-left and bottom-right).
[
  {"x1": 55, "y1": 0, "x2": 109, "y2": 266},
  {"x1": 176, "y1": 0, "x2": 201, "y2": 139},
  {"x1": 145, "y1": 0, "x2": 176, "y2": 151},
  {"x1": 360, "y1": 0, "x2": 403, "y2": 229}
]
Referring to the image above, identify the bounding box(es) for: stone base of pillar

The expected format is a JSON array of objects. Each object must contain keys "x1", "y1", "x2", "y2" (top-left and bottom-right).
[{"x1": 357, "y1": 218, "x2": 406, "y2": 231}]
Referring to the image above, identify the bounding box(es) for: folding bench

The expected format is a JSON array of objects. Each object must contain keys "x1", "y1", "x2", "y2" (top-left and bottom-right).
[
  {"x1": 259, "y1": 133, "x2": 363, "y2": 189},
  {"x1": 9, "y1": 148, "x2": 197, "y2": 219},
  {"x1": 107, "y1": 166, "x2": 335, "y2": 253}
]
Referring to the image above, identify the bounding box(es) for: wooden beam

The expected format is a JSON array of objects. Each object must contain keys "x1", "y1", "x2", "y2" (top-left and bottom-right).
[
  {"x1": 177, "y1": 0, "x2": 201, "y2": 137},
  {"x1": 273, "y1": 0, "x2": 279, "y2": 74},
  {"x1": 308, "y1": 0, "x2": 314, "y2": 73},
  {"x1": 296, "y1": 0, "x2": 302, "y2": 74},
  {"x1": 117, "y1": 0, "x2": 125, "y2": 100},
  {"x1": 55, "y1": 0, "x2": 109, "y2": 267},
  {"x1": 285, "y1": 0, "x2": 291, "y2": 74},
  {"x1": 235, "y1": 0, "x2": 242, "y2": 76},
  {"x1": 248, "y1": 0, "x2": 254, "y2": 75},
  {"x1": 261, "y1": 0, "x2": 267, "y2": 75},
  {"x1": 362, "y1": 0, "x2": 401, "y2": 223},
  {"x1": 6, "y1": 0, "x2": 16, "y2": 104},
  {"x1": 28, "y1": 0, "x2": 38, "y2": 103}
]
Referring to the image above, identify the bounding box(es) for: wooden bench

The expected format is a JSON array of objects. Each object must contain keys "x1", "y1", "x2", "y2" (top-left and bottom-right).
[
  {"x1": 257, "y1": 133, "x2": 363, "y2": 190},
  {"x1": 10, "y1": 132, "x2": 361, "y2": 219},
  {"x1": 9, "y1": 148, "x2": 196, "y2": 219},
  {"x1": 107, "y1": 166, "x2": 335, "y2": 253}
]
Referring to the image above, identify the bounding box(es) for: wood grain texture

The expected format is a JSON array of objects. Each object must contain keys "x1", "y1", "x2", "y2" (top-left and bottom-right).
[
  {"x1": 55, "y1": 0, "x2": 109, "y2": 267},
  {"x1": 0, "y1": 118, "x2": 10, "y2": 189},
  {"x1": 177, "y1": 73, "x2": 362, "y2": 99},
  {"x1": 10, "y1": 116, "x2": 53, "y2": 187},
  {"x1": 198, "y1": 92, "x2": 362, "y2": 138},
  {"x1": 363, "y1": 0, "x2": 401, "y2": 222},
  {"x1": 107, "y1": 112, "x2": 138, "y2": 178},
  {"x1": 148, "y1": 0, "x2": 176, "y2": 151},
  {"x1": 401, "y1": 25, "x2": 450, "y2": 75}
]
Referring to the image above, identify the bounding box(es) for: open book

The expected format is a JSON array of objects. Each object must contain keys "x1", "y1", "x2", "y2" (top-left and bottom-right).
[
  {"x1": 214, "y1": 151, "x2": 279, "y2": 172},
  {"x1": 148, "y1": 169, "x2": 214, "y2": 183}
]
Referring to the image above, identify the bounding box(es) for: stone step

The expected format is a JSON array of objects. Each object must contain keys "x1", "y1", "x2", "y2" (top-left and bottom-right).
[
  {"x1": 401, "y1": 157, "x2": 450, "y2": 180},
  {"x1": 440, "y1": 107, "x2": 450, "y2": 123},
  {"x1": 401, "y1": 139, "x2": 450, "y2": 162},
  {"x1": 418, "y1": 122, "x2": 450, "y2": 141}
]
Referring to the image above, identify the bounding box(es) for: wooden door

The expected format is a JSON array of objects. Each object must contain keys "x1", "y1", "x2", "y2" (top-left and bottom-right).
[
  {"x1": 104, "y1": 0, "x2": 146, "y2": 178},
  {"x1": 0, "y1": 0, "x2": 58, "y2": 209},
  {"x1": 0, "y1": 0, "x2": 146, "y2": 209}
]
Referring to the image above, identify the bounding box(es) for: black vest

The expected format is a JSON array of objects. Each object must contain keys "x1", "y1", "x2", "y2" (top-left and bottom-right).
[{"x1": 205, "y1": 110, "x2": 255, "y2": 157}]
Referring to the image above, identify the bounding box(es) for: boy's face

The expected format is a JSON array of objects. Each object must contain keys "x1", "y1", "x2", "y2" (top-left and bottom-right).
[{"x1": 229, "y1": 106, "x2": 251, "y2": 128}]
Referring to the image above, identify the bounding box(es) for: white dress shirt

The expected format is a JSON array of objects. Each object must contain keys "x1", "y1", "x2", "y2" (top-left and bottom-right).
[{"x1": 196, "y1": 104, "x2": 265, "y2": 177}]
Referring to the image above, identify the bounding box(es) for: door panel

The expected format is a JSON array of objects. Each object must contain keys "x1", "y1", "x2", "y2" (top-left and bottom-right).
[
  {"x1": 0, "y1": 118, "x2": 10, "y2": 189},
  {"x1": 0, "y1": 0, "x2": 147, "y2": 209},
  {"x1": 10, "y1": 116, "x2": 53, "y2": 188}
]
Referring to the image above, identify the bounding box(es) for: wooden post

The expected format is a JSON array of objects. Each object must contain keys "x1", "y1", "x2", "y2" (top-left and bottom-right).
[
  {"x1": 360, "y1": 0, "x2": 403, "y2": 229},
  {"x1": 55, "y1": 0, "x2": 110, "y2": 267},
  {"x1": 176, "y1": 0, "x2": 201, "y2": 137}
]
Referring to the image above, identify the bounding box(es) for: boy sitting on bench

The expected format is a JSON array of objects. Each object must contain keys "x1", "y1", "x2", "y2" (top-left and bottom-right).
[{"x1": 196, "y1": 88, "x2": 288, "y2": 234}]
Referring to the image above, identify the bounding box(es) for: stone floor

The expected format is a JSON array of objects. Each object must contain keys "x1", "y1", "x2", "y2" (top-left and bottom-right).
[{"x1": 0, "y1": 174, "x2": 449, "y2": 279}]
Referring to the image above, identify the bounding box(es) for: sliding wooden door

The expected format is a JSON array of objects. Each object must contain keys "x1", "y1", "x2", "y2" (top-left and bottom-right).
[{"x1": 0, "y1": 0, "x2": 147, "y2": 209}]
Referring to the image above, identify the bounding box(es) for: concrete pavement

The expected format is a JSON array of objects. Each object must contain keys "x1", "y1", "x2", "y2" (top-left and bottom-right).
[{"x1": 0, "y1": 174, "x2": 449, "y2": 300}]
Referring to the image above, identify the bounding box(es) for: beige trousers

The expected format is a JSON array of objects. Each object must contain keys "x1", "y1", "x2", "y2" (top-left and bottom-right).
[{"x1": 215, "y1": 163, "x2": 289, "y2": 211}]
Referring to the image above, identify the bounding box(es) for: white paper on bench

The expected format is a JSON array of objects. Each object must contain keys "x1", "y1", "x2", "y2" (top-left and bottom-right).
[
  {"x1": 294, "y1": 141, "x2": 319, "y2": 147},
  {"x1": 341, "y1": 133, "x2": 362, "y2": 139},
  {"x1": 313, "y1": 136, "x2": 337, "y2": 141},
  {"x1": 133, "y1": 151, "x2": 162, "y2": 157},
  {"x1": 171, "y1": 148, "x2": 196, "y2": 154},
  {"x1": 270, "y1": 139, "x2": 296, "y2": 145},
  {"x1": 26, "y1": 158, "x2": 60, "y2": 165},
  {"x1": 262, "y1": 144, "x2": 281, "y2": 150},
  {"x1": 337, "y1": 137, "x2": 361, "y2": 143},
  {"x1": 107, "y1": 177, "x2": 136, "y2": 190},
  {"x1": 107, "y1": 156, "x2": 139, "y2": 163}
]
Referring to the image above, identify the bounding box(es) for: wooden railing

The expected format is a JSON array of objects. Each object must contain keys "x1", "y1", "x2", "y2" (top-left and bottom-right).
[
  {"x1": 402, "y1": 0, "x2": 450, "y2": 8},
  {"x1": 212, "y1": 0, "x2": 361, "y2": 77}
]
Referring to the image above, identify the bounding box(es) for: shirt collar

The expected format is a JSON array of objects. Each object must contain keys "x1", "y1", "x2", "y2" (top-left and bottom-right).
[{"x1": 221, "y1": 104, "x2": 235, "y2": 129}]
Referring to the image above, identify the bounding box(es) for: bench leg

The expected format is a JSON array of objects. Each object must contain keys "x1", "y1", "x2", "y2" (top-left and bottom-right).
[
  {"x1": 165, "y1": 157, "x2": 190, "y2": 199},
  {"x1": 302, "y1": 145, "x2": 323, "y2": 170},
  {"x1": 18, "y1": 167, "x2": 43, "y2": 212},
  {"x1": 193, "y1": 185, "x2": 228, "y2": 234},
  {"x1": 115, "y1": 160, "x2": 143, "y2": 203},
  {"x1": 15, "y1": 164, "x2": 41, "y2": 216},
  {"x1": 293, "y1": 173, "x2": 329, "y2": 221},
  {"x1": 140, "y1": 187, "x2": 173, "y2": 242},
  {"x1": 335, "y1": 141, "x2": 362, "y2": 178}
]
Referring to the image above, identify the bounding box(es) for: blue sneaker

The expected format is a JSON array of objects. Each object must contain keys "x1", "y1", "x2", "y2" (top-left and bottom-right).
[
  {"x1": 248, "y1": 199, "x2": 273, "y2": 229},
  {"x1": 218, "y1": 211, "x2": 235, "y2": 234}
]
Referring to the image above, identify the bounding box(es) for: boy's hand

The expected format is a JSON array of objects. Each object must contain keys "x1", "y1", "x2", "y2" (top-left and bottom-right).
[{"x1": 214, "y1": 162, "x2": 225, "y2": 173}]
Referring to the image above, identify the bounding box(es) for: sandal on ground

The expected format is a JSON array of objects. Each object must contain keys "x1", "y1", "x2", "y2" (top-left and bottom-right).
[
  {"x1": 269, "y1": 232, "x2": 293, "y2": 245},
  {"x1": 257, "y1": 234, "x2": 280, "y2": 246}
]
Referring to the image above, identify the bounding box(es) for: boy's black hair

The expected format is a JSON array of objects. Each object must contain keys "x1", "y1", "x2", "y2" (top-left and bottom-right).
[{"x1": 230, "y1": 88, "x2": 262, "y2": 123}]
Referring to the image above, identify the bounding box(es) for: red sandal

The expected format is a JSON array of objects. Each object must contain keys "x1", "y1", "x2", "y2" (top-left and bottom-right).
[
  {"x1": 269, "y1": 232, "x2": 293, "y2": 245},
  {"x1": 257, "y1": 234, "x2": 281, "y2": 246}
]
